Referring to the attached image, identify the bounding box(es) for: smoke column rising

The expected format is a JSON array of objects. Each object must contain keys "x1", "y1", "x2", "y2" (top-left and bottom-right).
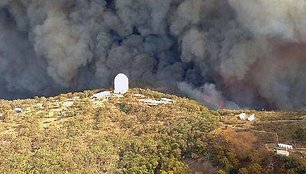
[{"x1": 1, "y1": 0, "x2": 306, "y2": 110}]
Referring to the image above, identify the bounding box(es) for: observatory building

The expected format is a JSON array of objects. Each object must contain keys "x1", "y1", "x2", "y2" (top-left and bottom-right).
[
  {"x1": 278, "y1": 144, "x2": 293, "y2": 150},
  {"x1": 114, "y1": 73, "x2": 129, "y2": 94}
]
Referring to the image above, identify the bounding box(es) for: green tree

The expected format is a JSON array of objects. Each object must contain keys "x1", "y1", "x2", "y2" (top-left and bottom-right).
[
  {"x1": 293, "y1": 128, "x2": 305, "y2": 141},
  {"x1": 238, "y1": 168, "x2": 248, "y2": 174},
  {"x1": 216, "y1": 169, "x2": 226, "y2": 174},
  {"x1": 247, "y1": 163, "x2": 262, "y2": 174}
]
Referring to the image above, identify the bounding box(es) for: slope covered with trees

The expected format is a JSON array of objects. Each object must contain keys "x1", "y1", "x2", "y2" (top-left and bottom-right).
[{"x1": 0, "y1": 89, "x2": 304, "y2": 173}]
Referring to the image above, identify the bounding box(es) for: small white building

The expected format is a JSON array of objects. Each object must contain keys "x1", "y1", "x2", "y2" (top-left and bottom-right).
[
  {"x1": 276, "y1": 149, "x2": 290, "y2": 156},
  {"x1": 248, "y1": 114, "x2": 255, "y2": 122},
  {"x1": 239, "y1": 113, "x2": 247, "y2": 120},
  {"x1": 161, "y1": 98, "x2": 173, "y2": 103},
  {"x1": 15, "y1": 108, "x2": 23, "y2": 113},
  {"x1": 114, "y1": 73, "x2": 129, "y2": 94},
  {"x1": 140, "y1": 98, "x2": 173, "y2": 106},
  {"x1": 278, "y1": 143, "x2": 293, "y2": 150},
  {"x1": 92, "y1": 91, "x2": 111, "y2": 99}
]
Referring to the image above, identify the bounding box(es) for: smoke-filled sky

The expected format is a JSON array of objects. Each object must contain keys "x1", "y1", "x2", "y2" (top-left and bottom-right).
[{"x1": 1, "y1": 0, "x2": 306, "y2": 110}]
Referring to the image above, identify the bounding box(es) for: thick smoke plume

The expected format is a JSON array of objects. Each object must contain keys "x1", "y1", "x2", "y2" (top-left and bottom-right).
[{"x1": 1, "y1": 0, "x2": 306, "y2": 110}]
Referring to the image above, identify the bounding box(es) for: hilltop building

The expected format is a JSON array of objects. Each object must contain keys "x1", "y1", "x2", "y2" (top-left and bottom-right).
[
  {"x1": 276, "y1": 149, "x2": 290, "y2": 156},
  {"x1": 248, "y1": 114, "x2": 255, "y2": 122},
  {"x1": 114, "y1": 73, "x2": 129, "y2": 94},
  {"x1": 278, "y1": 143, "x2": 293, "y2": 150}
]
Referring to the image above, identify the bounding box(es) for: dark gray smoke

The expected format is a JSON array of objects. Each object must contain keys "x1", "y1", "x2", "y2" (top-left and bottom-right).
[{"x1": 1, "y1": 0, "x2": 306, "y2": 110}]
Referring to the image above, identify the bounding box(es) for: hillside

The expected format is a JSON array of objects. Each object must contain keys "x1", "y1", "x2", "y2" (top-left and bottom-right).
[{"x1": 0, "y1": 88, "x2": 305, "y2": 174}]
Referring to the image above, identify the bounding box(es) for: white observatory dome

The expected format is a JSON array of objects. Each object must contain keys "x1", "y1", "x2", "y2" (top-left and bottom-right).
[{"x1": 114, "y1": 73, "x2": 129, "y2": 94}]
